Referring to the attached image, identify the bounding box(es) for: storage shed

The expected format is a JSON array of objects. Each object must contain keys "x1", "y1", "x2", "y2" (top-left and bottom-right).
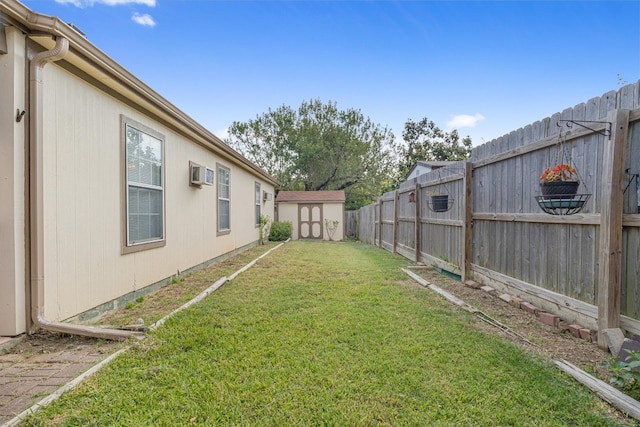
[{"x1": 276, "y1": 191, "x2": 345, "y2": 241}]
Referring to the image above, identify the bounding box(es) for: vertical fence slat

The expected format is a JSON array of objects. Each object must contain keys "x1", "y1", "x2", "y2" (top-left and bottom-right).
[
  {"x1": 414, "y1": 183, "x2": 420, "y2": 263},
  {"x1": 462, "y1": 161, "x2": 473, "y2": 282},
  {"x1": 378, "y1": 200, "x2": 382, "y2": 249},
  {"x1": 393, "y1": 190, "x2": 399, "y2": 254}
]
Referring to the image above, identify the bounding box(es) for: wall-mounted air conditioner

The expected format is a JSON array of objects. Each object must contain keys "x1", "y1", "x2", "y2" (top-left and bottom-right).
[
  {"x1": 263, "y1": 191, "x2": 273, "y2": 201},
  {"x1": 191, "y1": 164, "x2": 214, "y2": 186}
]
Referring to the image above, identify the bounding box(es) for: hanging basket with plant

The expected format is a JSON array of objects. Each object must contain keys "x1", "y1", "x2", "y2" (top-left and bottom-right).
[
  {"x1": 539, "y1": 163, "x2": 580, "y2": 199},
  {"x1": 535, "y1": 129, "x2": 591, "y2": 215}
]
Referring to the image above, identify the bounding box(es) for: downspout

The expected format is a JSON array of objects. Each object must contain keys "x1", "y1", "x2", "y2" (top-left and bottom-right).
[{"x1": 29, "y1": 36, "x2": 142, "y2": 341}]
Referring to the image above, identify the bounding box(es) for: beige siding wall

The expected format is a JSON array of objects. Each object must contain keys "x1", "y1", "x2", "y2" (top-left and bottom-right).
[
  {"x1": 41, "y1": 65, "x2": 275, "y2": 321},
  {"x1": 276, "y1": 202, "x2": 344, "y2": 241},
  {"x1": 0, "y1": 28, "x2": 27, "y2": 335}
]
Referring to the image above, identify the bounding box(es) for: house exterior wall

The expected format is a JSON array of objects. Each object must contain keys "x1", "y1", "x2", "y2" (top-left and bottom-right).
[
  {"x1": 38, "y1": 60, "x2": 275, "y2": 322},
  {"x1": 406, "y1": 164, "x2": 433, "y2": 180},
  {"x1": 276, "y1": 202, "x2": 344, "y2": 241},
  {"x1": 0, "y1": 27, "x2": 27, "y2": 336}
]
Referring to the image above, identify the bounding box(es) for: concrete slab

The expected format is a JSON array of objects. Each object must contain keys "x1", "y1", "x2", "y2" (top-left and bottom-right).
[
  {"x1": 498, "y1": 293, "x2": 511, "y2": 304},
  {"x1": 480, "y1": 286, "x2": 496, "y2": 295},
  {"x1": 603, "y1": 328, "x2": 626, "y2": 357}
]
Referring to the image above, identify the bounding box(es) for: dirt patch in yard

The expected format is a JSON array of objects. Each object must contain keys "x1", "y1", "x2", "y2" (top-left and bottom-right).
[
  {"x1": 3, "y1": 330, "x2": 122, "y2": 359},
  {"x1": 405, "y1": 268, "x2": 640, "y2": 424},
  {"x1": 406, "y1": 267, "x2": 611, "y2": 378}
]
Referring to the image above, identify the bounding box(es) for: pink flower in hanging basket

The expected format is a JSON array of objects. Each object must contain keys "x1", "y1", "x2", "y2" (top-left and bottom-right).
[{"x1": 540, "y1": 163, "x2": 579, "y2": 183}]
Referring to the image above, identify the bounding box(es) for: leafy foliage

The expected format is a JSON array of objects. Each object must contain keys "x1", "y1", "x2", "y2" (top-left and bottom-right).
[
  {"x1": 396, "y1": 117, "x2": 472, "y2": 184},
  {"x1": 226, "y1": 99, "x2": 397, "y2": 210},
  {"x1": 268, "y1": 221, "x2": 292, "y2": 241},
  {"x1": 259, "y1": 214, "x2": 272, "y2": 245},
  {"x1": 324, "y1": 219, "x2": 340, "y2": 241},
  {"x1": 540, "y1": 163, "x2": 579, "y2": 182},
  {"x1": 608, "y1": 350, "x2": 640, "y2": 398}
]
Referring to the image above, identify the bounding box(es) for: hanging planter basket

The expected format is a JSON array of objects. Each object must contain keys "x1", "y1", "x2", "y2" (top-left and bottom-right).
[
  {"x1": 427, "y1": 194, "x2": 454, "y2": 213},
  {"x1": 535, "y1": 194, "x2": 591, "y2": 215},
  {"x1": 536, "y1": 166, "x2": 590, "y2": 215},
  {"x1": 535, "y1": 130, "x2": 592, "y2": 216},
  {"x1": 540, "y1": 181, "x2": 579, "y2": 199}
]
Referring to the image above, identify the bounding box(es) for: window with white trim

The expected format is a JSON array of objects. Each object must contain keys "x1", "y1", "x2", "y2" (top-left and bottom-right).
[
  {"x1": 123, "y1": 117, "x2": 165, "y2": 249},
  {"x1": 255, "y1": 182, "x2": 261, "y2": 226},
  {"x1": 217, "y1": 165, "x2": 230, "y2": 233}
]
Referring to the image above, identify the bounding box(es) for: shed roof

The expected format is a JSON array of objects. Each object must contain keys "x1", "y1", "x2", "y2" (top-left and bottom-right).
[{"x1": 276, "y1": 190, "x2": 345, "y2": 203}]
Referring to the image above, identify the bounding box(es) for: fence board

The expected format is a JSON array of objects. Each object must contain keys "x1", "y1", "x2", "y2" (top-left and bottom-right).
[
  {"x1": 597, "y1": 108, "x2": 631, "y2": 345},
  {"x1": 350, "y1": 83, "x2": 640, "y2": 336},
  {"x1": 624, "y1": 228, "x2": 640, "y2": 319}
]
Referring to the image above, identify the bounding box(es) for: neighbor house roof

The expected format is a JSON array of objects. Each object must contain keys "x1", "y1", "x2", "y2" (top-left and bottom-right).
[
  {"x1": 276, "y1": 191, "x2": 346, "y2": 203},
  {"x1": 406, "y1": 160, "x2": 456, "y2": 179}
]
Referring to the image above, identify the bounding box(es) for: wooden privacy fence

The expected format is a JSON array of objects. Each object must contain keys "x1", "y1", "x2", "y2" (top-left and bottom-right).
[{"x1": 351, "y1": 83, "x2": 640, "y2": 346}]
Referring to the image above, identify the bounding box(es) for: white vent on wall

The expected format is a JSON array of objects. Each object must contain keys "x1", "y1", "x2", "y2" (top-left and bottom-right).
[
  {"x1": 191, "y1": 165, "x2": 214, "y2": 186},
  {"x1": 263, "y1": 191, "x2": 273, "y2": 201}
]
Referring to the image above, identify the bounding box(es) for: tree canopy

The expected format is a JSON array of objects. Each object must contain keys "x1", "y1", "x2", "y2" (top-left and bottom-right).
[
  {"x1": 226, "y1": 103, "x2": 473, "y2": 209},
  {"x1": 226, "y1": 99, "x2": 397, "y2": 210},
  {"x1": 396, "y1": 117, "x2": 472, "y2": 183}
]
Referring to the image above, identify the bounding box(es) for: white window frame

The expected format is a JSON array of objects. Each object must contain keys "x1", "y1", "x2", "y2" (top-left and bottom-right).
[
  {"x1": 217, "y1": 164, "x2": 231, "y2": 234},
  {"x1": 255, "y1": 182, "x2": 261, "y2": 227},
  {"x1": 121, "y1": 116, "x2": 166, "y2": 254}
]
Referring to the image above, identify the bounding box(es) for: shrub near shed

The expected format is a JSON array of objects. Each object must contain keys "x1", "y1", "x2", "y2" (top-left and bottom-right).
[{"x1": 269, "y1": 221, "x2": 293, "y2": 241}]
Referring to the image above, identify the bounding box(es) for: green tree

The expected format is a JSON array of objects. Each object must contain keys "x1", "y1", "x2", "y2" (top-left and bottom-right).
[
  {"x1": 396, "y1": 117, "x2": 472, "y2": 184},
  {"x1": 226, "y1": 99, "x2": 397, "y2": 210}
]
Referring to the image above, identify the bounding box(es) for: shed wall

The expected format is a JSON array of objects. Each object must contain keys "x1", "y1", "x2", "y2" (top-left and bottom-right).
[
  {"x1": 323, "y1": 203, "x2": 345, "y2": 241},
  {"x1": 277, "y1": 202, "x2": 344, "y2": 241},
  {"x1": 278, "y1": 204, "x2": 299, "y2": 240}
]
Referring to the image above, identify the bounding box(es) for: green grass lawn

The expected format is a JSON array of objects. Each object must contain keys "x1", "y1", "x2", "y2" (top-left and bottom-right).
[{"x1": 24, "y1": 241, "x2": 629, "y2": 426}]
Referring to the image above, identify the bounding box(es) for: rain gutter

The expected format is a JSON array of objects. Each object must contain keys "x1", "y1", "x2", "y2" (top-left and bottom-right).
[{"x1": 28, "y1": 29, "x2": 142, "y2": 341}]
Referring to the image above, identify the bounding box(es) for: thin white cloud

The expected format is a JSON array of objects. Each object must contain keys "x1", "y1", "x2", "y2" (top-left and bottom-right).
[
  {"x1": 215, "y1": 128, "x2": 230, "y2": 141},
  {"x1": 132, "y1": 12, "x2": 156, "y2": 27},
  {"x1": 104, "y1": 0, "x2": 155, "y2": 5},
  {"x1": 55, "y1": 0, "x2": 156, "y2": 7},
  {"x1": 447, "y1": 113, "x2": 486, "y2": 129}
]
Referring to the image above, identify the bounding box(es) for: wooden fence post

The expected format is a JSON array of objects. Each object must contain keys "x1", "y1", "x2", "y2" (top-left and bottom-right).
[
  {"x1": 378, "y1": 200, "x2": 382, "y2": 249},
  {"x1": 462, "y1": 161, "x2": 473, "y2": 282},
  {"x1": 393, "y1": 190, "x2": 399, "y2": 254},
  {"x1": 415, "y1": 183, "x2": 421, "y2": 263},
  {"x1": 597, "y1": 109, "x2": 630, "y2": 348}
]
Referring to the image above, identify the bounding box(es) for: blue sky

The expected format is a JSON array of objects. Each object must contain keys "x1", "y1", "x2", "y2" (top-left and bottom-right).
[{"x1": 20, "y1": 0, "x2": 640, "y2": 147}]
